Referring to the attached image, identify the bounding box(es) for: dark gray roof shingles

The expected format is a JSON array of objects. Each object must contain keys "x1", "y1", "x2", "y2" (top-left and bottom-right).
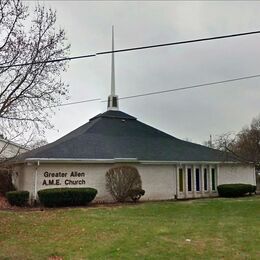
[{"x1": 18, "y1": 110, "x2": 237, "y2": 162}]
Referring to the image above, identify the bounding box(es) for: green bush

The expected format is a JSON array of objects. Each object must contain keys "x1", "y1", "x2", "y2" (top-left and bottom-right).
[
  {"x1": 217, "y1": 184, "x2": 256, "y2": 197},
  {"x1": 128, "y1": 188, "x2": 145, "y2": 202},
  {"x1": 6, "y1": 191, "x2": 29, "y2": 206},
  {"x1": 249, "y1": 185, "x2": 257, "y2": 194},
  {"x1": 38, "y1": 188, "x2": 98, "y2": 207}
]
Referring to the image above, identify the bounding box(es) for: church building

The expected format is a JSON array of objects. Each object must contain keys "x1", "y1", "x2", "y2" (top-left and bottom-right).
[{"x1": 12, "y1": 30, "x2": 256, "y2": 203}]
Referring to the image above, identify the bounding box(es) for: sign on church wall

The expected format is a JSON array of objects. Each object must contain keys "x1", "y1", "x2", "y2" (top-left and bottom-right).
[{"x1": 41, "y1": 171, "x2": 87, "y2": 186}]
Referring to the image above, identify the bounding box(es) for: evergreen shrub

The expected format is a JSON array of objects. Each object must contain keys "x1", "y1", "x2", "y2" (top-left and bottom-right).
[
  {"x1": 6, "y1": 191, "x2": 29, "y2": 206},
  {"x1": 217, "y1": 184, "x2": 256, "y2": 197},
  {"x1": 38, "y1": 188, "x2": 97, "y2": 207}
]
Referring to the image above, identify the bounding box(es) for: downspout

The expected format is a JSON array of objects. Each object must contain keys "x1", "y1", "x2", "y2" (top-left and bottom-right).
[
  {"x1": 175, "y1": 165, "x2": 178, "y2": 199},
  {"x1": 175, "y1": 163, "x2": 181, "y2": 200},
  {"x1": 253, "y1": 166, "x2": 256, "y2": 186},
  {"x1": 34, "y1": 161, "x2": 40, "y2": 204}
]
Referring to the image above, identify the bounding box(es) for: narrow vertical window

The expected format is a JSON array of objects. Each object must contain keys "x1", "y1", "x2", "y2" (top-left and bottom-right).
[
  {"x1": 204, "y1": 168, "x2": 208, "y2": 191},
  {"x1": 211, "y1": 168, "x2": 216, "y2": 191},
  {"x1": 187, "y1": 168, "x2": 192, "y2": 192},
  {"x1": 179, "y1": 168, "x2": 184, "y2": 192},
  {"x1": 195, "y1": 168, "x2": 200, "y2": 191}
]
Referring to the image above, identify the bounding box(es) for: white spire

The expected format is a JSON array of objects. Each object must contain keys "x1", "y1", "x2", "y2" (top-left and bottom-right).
[
  {"x1": 111, "y1": 25, "x2": 115, "y2": 96},
  {"x1": 107, "y1": 25, "x2": 119, "y2": 111}
]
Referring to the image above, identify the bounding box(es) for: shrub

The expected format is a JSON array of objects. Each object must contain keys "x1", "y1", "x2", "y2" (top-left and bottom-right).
[
  {"x1": 249, "y1": 185, "x2": 257, "y2": 194},
  {"x1": 6, "y1": 191, "x2": 29, "y2": 206},
  {"x1": 38, "y1": 188, "x2": 97, "y2": 207},
  {"x1": 0, "y1": 169, "x2": 16, "y2": 195},
  {"x1": 106, "y1": 166, "x2": 144, "y2": 202},
  {"x1": 217, "y1": 184, "x2": 256, "y2": 197},
  {"x1": 128, "y1": 188, "x2": 145, "y2": 202}
]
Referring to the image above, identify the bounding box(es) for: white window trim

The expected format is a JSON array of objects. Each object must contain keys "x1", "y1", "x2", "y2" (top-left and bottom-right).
[
  {"x1": 203, "y1": 167, "x2": 209, "y2": 192},
  {"x1": 178, "y1": 167, "x2": 184, "y2": 193},
  {"x1": 195, "y1": 167, "x2": 201, "y2": 192},
  {"x1": 187, "y1": 167, "x2": 193, "y2": 193},
  {"x1": 211, "y1": 166, "x2": 217, "y2": 192}
]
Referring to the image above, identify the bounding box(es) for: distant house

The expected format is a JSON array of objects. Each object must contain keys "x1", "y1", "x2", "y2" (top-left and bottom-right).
[{"x1": 0, "y1": 135, "x2": 28, "y2": 160}]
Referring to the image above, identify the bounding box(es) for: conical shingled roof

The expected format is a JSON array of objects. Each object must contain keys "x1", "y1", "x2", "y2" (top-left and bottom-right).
[{"x1": 18, "y1": 110, "x2": 237, "y2": 162}]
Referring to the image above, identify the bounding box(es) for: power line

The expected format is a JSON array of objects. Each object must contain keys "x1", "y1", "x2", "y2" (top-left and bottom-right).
[
  {"x1": 1, "y1": 29, "x2": 260, "y2": 69},
  {"x1": 29, "y1": 72, "x2": 260, "y2": 110},
  {"x1": 0, "y1": 53, "x2": 96, "y2": 69},
  {"x1": 24, "y1": 98, "x2": 101, "y2": 112},
  {"x1": 48, "y1": 98, "x2": 101, "y2": 108},
  {"x1": 115, "y1": 73, "x2": 260, "y2": 101},
  {"x1": 97, "y1": 29, "x2": 260, "y2": 55}
]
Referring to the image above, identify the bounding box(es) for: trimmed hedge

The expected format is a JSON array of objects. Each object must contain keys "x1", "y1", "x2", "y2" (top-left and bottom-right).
[
  {"x1": 249, "y1": 185, "x2": 257, "y2": 194},
  {"x1": 38, "y1": 188, "x2": 98, "y2": 207},
  {"x1": 217, "y1": 184, "x2": 256, "y2": 197},
  {"x1": 6, "y1": 191, "x2": 29, "y2": 206}
]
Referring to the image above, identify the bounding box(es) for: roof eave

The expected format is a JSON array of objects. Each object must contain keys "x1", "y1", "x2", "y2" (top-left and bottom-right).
[{"x1": 11, "y1": 158, "x2": 245, "y2": 165}]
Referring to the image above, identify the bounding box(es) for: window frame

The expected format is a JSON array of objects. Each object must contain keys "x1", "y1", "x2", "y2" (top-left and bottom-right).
[
  {"x1": 178, "y1": 168, "x2": 184, "y2": 193},
  {"x1": 187, "y1": 167, "x2": 192, "y2": 192},
  {"x1": 204, "y1": 168, "x2": 208, "y2": 192},
  {"x1": 195, "y1": 168, "x2": 200, "y2": 192},
  {"x1": 211, "y1": 167, "x2": 217, "y2": 191}
]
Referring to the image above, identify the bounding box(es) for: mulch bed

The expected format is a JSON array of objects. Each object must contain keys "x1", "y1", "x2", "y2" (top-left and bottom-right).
[
  {"x1": 0, "y1": 197, "x2": 187, "y2": 212},
  {"x1": 0, "y1": 195, "x2": 40, "y2": 211},
  {"x1": 0, "y1": 196, "x2": 144, "y2": 212},
  {"x1": 0, "y1": 194, "x2": 12, "y2": 209}
]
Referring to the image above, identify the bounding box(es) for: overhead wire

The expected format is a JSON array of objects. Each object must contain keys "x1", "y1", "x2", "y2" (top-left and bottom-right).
[
  {"x1": 115, "y1": 73, "x2": 260, "y2": 101},
  {"x1": 3, "y1": 29, "x2": 260, "y2": 111},
  {"x1": 27, "y1": 72, "x2": 260, "y2": 110},
  {"x1": 1, "y1": 29, "x2": 260, "y2": 69}
]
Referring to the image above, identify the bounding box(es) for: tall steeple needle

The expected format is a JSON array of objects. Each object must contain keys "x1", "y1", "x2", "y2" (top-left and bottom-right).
[{"x1": 107, "y1": 25, "x2": 119, "y2": 111}]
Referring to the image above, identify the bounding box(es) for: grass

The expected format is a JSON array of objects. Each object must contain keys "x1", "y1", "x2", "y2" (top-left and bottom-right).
[{"x1": 0, "y1": 197, "x2": 259, "y2": 259}]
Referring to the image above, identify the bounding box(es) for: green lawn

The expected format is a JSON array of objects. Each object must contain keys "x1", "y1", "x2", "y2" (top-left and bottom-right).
[{"x1": 0, "y1": 197, "x2": 259, "y2": 260}]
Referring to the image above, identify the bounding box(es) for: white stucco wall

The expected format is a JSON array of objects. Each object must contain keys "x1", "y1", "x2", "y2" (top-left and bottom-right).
[
  {"x1": 14, "y1": 163, "x2": 113, "y2": 202},
  {"x1": 218, "y1": 164, "x2": 255, "y2": 185},
  {"x1": 13, "y1": 162, "x2": 256, "y2": 204},
  {"x1": 14, "y1": 163, "x2": 177, "y2": 203},
  {"x1": 138, "y1": 164, "x2": 176, "y2": 201}
]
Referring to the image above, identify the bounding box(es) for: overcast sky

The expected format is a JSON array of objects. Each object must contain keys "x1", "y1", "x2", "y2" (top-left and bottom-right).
[{"x1": 30, "y1": 1, "x2": 260, "y2": 144}]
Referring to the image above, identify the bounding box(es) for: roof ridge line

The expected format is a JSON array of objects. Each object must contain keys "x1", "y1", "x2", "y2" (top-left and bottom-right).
[
  {"x1": 45, "y1": 116, "x2": 102, "y2": 147},
  {"x1": 17, "y1": 117, "x2": 103, "y2": 160}
]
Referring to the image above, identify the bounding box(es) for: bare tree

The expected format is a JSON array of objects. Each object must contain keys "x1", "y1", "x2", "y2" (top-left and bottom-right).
[
  {"x1": 232, "y1": 116, "x2": 260, "y2": 168},
  {"x1": 0, "y1": 0, "x2": 70, "y2": 147},
  {"x1": 213, "y1": 116, "x2": 260, "y2": 169},
  {"x1": 28, "y1": 138, "x2": 48, "y2": 150},
  {"x1": 106, "y1": 166, "x2": 143, "y2": 202}
]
